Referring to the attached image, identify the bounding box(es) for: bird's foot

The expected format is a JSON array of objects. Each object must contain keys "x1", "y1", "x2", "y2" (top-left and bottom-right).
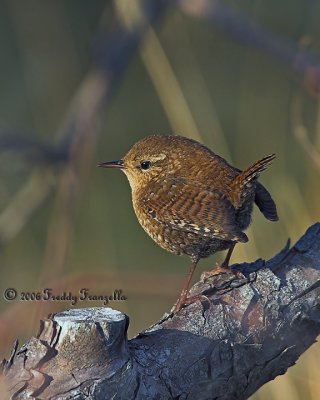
[
  {"x1": 183, "y1": 293, "x2": 210, "y2": 307},
  {"x1": 170, "y1": 292, "x2": 209, "y2": 314},
  {"x1": 201, "y1": 263, "x2": 243, "y2": 281},
  {"x1": 170, "y1": 290, "x2": 187, "y2": 313}
]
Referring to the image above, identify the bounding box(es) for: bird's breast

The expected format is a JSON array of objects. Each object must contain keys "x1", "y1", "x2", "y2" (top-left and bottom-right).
[{"x1": 131, "y1": 190, "x2": 232, "y2": 259}]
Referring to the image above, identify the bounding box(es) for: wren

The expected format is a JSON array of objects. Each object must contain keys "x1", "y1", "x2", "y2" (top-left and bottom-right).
[{"x1": 98, "y1": 135, "x2": 278, "y2": 312}]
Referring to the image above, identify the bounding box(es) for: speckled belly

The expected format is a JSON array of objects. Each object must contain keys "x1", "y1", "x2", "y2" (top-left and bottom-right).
[{"x1": 134, "y1": 205, "x2": 232, "y2": 259}]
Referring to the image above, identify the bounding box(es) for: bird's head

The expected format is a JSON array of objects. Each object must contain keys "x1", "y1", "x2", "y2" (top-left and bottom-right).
[{"x1": 98, "y1": 135, "x2": 212, "y2": 191}]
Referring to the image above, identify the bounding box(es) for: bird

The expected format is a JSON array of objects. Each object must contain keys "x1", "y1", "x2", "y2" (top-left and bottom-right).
[{"x1": 98, "y1": 135, "x2": 278, "y2": 312}]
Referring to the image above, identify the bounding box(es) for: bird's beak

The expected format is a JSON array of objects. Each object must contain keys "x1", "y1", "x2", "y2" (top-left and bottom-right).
[{"x1": 97, "y1": 160, "x2": 124, "y2": 169}]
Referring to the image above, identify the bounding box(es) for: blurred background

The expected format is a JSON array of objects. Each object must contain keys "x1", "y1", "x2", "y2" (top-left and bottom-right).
[{"x1": 0, "y1": 0, "x2": 319, "y2": 398}]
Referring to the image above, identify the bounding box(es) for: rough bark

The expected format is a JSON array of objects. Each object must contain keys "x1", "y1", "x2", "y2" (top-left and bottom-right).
[{"x1": 1, "y1": 223, "x2": 320, "y2": 399}]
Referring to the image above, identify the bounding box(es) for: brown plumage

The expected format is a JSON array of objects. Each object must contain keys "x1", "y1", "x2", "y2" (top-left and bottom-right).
[{"x1": 99, "y1": 135, "x2": 278, "y2": 312}]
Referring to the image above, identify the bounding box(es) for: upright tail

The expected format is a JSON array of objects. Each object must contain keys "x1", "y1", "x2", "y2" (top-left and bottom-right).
[{"x1": 229, "y1": 154, "x2": 276, "y2": 209}]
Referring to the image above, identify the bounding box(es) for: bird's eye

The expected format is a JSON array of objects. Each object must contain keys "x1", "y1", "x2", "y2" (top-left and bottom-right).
[{"x1": 140, "y1": 160, "x2": 152, "y2": 170}]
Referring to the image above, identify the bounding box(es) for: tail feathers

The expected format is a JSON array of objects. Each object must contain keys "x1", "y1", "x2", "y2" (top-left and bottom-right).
[
  {"x1": 235, "y1": 230, "x2": 249, "y2": 243},
  {"x1": 255, "y1": 182, "x2": 279, "y2": 221},
  {"x1": 230, "y1": 154, "x2": 276, "y2": 209},
  {"x1": 235, "y1": 154, "x2": 275, "y2": 188}
]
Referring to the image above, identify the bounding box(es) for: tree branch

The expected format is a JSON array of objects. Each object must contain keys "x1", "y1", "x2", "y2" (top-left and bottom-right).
[
  {"x1": 1, "y1": 223, "x2": 320, "y2": 399},
  {"x1": 0, "y1": 0, "x2": 171, "y2": 246},
  {"x1": 180, "y1": 0, "x2": 320, "y2": 97}
]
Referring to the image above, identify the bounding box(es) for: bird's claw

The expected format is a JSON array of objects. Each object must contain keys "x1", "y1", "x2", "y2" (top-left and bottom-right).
[{"x1": 170, "y1": 293, "x2": 210, "y2": 313}]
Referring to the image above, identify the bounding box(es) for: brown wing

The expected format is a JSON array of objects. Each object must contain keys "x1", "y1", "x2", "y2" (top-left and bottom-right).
[{"x1": 140, "y1": 177, "x2": 248, "y2": 243}]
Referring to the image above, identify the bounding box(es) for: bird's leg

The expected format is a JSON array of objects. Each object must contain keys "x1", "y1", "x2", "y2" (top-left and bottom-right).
[
  {"x1": 221, "y1": 242, "x2": 236, "y2": 270},
  {"x1": 171, "y1": 256, "x2": 199, "y2": 313},
  {"x1": 201, "y1": 242, "x2": 237, "y2": 279},
  {"x1": 181, "y1": 244, "x2": 240, "y2": 309}
]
